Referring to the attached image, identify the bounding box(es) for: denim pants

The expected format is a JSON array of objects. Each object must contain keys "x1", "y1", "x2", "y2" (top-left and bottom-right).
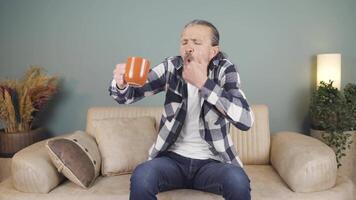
[{"x1": 130, "y1": 151, "x2": 251, "y2": 200}]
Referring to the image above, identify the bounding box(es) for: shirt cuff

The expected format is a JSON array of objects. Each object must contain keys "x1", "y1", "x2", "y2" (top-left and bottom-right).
[{"x1": 199, "y1": 79, "x2": 220, "y2": 105}]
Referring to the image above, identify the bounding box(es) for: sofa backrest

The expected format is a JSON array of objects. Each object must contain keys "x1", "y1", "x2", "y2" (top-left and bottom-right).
[
  {"x1": 230, "y1": 105, "x2": 270, "y2": 165},
  {"x1": 86, "y1": 104, "x2": 270, "y2": 165}
]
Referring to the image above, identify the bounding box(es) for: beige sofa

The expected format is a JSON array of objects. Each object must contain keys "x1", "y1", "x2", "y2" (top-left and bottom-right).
[{"x1": 0, "y1": 105, "x2": 355, "y2": 200}]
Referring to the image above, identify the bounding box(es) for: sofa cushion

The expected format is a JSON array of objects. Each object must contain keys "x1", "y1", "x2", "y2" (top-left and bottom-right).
[
  {"x1": 92, "y1": 116, "x2": 157, "y2": 176},
  {"x1": 46, "y1": 131, "x2": 101, "y2": 188},
  {"x1": 2, "y1": 166, "x2": 354, "y2": 200}
]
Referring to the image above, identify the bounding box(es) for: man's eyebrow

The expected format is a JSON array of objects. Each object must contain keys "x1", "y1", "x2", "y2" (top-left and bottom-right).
[
  {"x1": 180, "y1": 38, "x2": 202, "y2": 43},
  {"x1": 181, "y1": 38, "x2": 201, "y2": 42}
]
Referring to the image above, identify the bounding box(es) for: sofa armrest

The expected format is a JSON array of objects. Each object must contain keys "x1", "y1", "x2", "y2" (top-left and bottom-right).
[
  {"x1": 12, "y1": 132, "x2": 79, "y2": 193},
  {"x1": 271, "y1": 132, "x2": 337, "y2": 193}
]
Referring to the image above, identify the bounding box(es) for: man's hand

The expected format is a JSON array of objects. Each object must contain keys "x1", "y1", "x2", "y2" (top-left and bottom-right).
[
  {"x1": 113, "y1": 63, "x2": 127, "y2": 89},
  {"x1": 182, "y1": 58, "x2": 208, "y2": 88}
]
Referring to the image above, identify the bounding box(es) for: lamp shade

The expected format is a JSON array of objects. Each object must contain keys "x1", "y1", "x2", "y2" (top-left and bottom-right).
[{"x1": 317, "y1": 53, "x2": 341, "y2": 90}]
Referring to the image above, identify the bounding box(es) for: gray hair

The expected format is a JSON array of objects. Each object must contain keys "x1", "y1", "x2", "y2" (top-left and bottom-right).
[{"x1": 184, "y1": 19, "x2": 220, "y2": 46}]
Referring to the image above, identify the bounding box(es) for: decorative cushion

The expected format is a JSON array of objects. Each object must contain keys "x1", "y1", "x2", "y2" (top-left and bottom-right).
[
  {"x1": 271, "y1": 132, "x2": 337, "y2": 192},
  {"x1": 12, "y1": 139, "x2": 65, "y2": 193},
  {"x1": 46, "y1": 131, "x2": 101, "y2": 188},
  {"x1": 91, "y1": 116, "x2": 157, "y2": 176}
]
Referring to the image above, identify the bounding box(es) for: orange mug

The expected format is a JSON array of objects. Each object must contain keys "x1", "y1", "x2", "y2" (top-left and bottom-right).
[{"x1": 124, "y1": 57, "x2": 150, "y2": 87}]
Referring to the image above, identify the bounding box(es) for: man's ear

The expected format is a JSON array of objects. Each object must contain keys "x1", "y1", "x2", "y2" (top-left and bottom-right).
[{"x1": 210, "y1": 46, "x2": 220, "y2": 60}]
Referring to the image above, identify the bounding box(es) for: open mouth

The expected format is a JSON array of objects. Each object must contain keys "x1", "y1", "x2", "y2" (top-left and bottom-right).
[{"x1": 185, "y1": 53, "x2": 193, "y2": 63}]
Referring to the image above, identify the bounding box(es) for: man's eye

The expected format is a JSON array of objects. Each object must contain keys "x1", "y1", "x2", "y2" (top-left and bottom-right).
[{"x1": 194, "y1": 42, "x2": 201, "y2": 45}]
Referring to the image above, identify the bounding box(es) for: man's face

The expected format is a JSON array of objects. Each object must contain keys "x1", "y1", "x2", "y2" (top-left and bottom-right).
[{"x1": 180, "y1": 25, "x2": 219, "y2": 66}]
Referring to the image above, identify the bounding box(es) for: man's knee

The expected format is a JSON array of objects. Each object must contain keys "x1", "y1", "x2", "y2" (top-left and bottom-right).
[
  {"x1": 130, "y1": 162, "x2": 159, "y2": 194},
  {"x1": 222, "y1": 166, "x2": 251, "y2": 200}
]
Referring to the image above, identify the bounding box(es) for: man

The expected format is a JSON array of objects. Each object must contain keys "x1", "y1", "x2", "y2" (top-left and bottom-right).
[{"x1": 109, "y1": 19, "x2": 254, "y2": 200}]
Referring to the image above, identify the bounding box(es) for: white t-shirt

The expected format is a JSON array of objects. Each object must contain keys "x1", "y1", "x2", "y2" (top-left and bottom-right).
[{"x1": 168, "y1": 83, "x2": 218, "y2": 160}]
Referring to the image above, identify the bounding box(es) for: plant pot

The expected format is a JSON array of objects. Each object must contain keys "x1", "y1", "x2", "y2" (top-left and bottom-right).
[
  {"x1": 0, "y1": 128, "x2": 48, "y2": 157},
  {"x1": 310, "y1": 129, "x2": 356, "y2": 185}
]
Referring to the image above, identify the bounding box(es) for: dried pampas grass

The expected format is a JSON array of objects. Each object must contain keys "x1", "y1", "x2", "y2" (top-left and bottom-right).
[{"x1": 0, "y1": 66, "x2": 58, "y2": 133}]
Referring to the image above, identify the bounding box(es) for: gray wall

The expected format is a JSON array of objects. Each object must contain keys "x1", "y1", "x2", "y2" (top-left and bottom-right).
[{"x1": 1, "y1": 0, "x2": 355, "y2": 136}]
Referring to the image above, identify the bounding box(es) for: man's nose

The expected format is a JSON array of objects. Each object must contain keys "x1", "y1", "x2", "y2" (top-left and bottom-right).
[{"x1": 186, "y1": 47, "x2": 194, "y2": 54}]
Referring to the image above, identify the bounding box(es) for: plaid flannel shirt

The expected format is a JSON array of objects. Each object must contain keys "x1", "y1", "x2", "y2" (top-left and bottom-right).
[{"x1": 109, "y1": 53, "x2": 254, "y2": 167}]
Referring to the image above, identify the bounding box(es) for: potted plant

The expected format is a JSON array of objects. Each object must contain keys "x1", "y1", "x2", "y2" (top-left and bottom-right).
[
  {"x1": 309, "y1": 81, "x2": 354, "y2": 168},
  {"x1": 341, "y1": 83, "x2": 356, "y2": 185},
  {"x1": 0, "y1": 66, "x2": 58, "y2": 157},
  {"x1": 344, "y1": 83, "x2": 356, "y2": 131}
]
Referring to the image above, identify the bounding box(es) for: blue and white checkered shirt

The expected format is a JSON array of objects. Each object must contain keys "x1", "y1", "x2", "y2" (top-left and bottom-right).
[{"x1": 109, "y1": 53, "x2": 254, "y2": 167}]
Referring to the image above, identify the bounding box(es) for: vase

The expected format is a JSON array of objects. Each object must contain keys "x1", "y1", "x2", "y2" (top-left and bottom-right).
[
  {"x1": 310, "y1": 129, "x2": 356, "y2": 186},
  {"x1": 0, "y1": 128, "x2": 47, "y2": 157}
]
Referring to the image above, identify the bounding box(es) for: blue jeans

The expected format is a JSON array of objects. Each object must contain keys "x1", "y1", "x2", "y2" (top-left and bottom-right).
[{"x1": 130, "y1": 151, "x2": 251, "y2": 200}]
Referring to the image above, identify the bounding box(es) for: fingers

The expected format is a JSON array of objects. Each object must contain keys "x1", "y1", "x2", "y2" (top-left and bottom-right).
[
  {"x1": 113, "y1": 63, "x2": 126, "y2": 85},
  {"x1": 196, "y1": 56, "x2": 209, "y2": 69},
  {"x1": 195, "y1": 57, "x2": 208, "y2": 73},
  {"x1": 185, "y1": 59, "x2": 202, "y2": 71},
  {"x1": 182, "y1": 67, "x2": 190, "y2": 84},
  {"x1": 115, "y1": 63, "x2": 126, "y2": 73}
]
